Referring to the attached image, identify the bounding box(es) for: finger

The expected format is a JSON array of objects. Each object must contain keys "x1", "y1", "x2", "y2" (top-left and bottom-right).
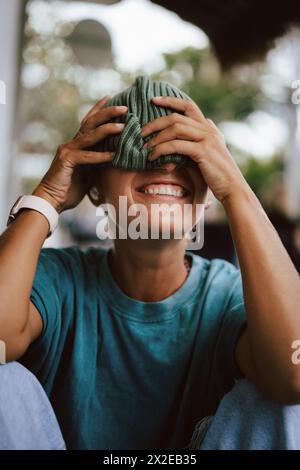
[
  {"x1": 206, "y1": 118, "x2": 224, "y2": 136},
  {"x1": 151, "y1": 96, "x2": 206, "y2": 123},
  {"x1": 144, "y1": 122, "x2": 210, "y2": 149},
  {"x1": 81, "y1": 105, "x2": 128, "y2": 132},
  {"x1": 206, "y1": 118, "x2": 222, "y2": 134},
  {"x1": 141, "y1": 113, "x2": 200, "y2": 138},
  {"x1": 147, "y1": 140, "x2": 199, "y2": 163},
  {"x1": 71, "y1": 149, "x2": 115, "y2": 165},
  {"x1": 71, "y1": 122, "x2": 125, "y2": 149},
  {"x1": 83, "y1": 95, "x2": 111, "y2": 122}
]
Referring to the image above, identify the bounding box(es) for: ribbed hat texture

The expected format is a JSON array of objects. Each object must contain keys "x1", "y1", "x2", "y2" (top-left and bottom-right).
[{"x1": 89, "y1": 75, "x2": 192, "y2": 170}]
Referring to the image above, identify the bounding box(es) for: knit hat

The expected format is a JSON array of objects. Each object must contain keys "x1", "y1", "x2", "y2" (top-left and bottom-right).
[{"x1": 88, "y1": 75, "x2": 192, "y2": 170}]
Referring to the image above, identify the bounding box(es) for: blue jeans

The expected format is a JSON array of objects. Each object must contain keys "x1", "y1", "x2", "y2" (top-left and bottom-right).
[
  {"x1": 0, "y1": 362, "x2": 65, "y2": 450},
  {"x1": 1, "y1": 362, "x2": 300, "y2": 450},
  {"x1": 188, "y1": 379, "x2": 300, "y2": 450}
]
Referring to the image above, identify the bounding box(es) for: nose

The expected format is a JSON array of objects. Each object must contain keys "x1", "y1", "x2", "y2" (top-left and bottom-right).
[{"x1": 155, "y1": 162, "x2": 178, "y2": 172}]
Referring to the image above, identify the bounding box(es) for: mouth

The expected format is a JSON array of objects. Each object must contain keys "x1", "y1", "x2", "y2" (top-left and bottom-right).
[{"x1": 135, "y1": 181, "x2": 191, "y2": 199}]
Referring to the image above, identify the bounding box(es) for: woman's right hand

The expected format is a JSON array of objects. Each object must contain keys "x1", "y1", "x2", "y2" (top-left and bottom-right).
[{"x1": 32, "y1": 96, "x2": 128, "y2": 213}]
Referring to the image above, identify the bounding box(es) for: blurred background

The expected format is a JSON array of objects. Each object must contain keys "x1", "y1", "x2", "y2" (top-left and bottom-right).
[{"x1": 1, "y1": 0, "x2": 300, "y2": 270}]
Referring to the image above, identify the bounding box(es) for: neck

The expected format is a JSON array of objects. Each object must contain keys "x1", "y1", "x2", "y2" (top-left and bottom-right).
[{"x1": 108, "y1": 239, "x2": 188, "y2": 302}]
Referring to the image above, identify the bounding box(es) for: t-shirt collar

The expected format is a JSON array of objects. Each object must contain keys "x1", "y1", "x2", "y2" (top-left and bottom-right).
[{"x1": 98, "y1": 249, "x2": 204, "y2": 323}]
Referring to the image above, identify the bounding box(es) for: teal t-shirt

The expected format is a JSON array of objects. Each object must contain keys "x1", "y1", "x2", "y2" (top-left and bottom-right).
[{"x1": 20, "y1": 246, "x2": 246, "y2": 450}]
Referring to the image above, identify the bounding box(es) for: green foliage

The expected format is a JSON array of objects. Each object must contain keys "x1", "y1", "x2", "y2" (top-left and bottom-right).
[
  {"x1": 241, "y1": 156, "x2": 284, "y2": 198},
  {"x1": 162, "y1": 47, "x2": 261, "y2": 122},
  {"x1": 184, "y1": 80, "x2": 257, "y2": 121}
]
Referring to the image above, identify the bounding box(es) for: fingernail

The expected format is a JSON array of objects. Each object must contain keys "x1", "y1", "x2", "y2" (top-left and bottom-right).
[
  {"x1": 117, "y1": 106, "x2": 128, "y2": 111},
  {"x1": 116, "y1": 123, "x2": 125, "y2": 128},
  {"x1": 153, "y1": 96, "x2": 162, "y2": 100}
]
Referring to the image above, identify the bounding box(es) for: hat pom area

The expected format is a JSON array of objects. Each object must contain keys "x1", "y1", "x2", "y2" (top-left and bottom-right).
[{"x1": 87, "y1": 75, "x2": 192, "y2": 170}]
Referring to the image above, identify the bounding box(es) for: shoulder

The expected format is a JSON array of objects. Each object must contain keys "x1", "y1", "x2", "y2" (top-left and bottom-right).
[
  {"x1": 38, "y1": 245, "x2": 107, "y2": 269},
  {"x1": 208, "y1": 257, "x2": 240, "y2": 282},
  {"x1": 34, "y1": 245, "x2": 108, "y2": 287},
  {"x1": 189, "y1": 253, "x2": 242, "y2": 299},
  {"x1": 189, "y1": 253, "x2": 239, "y2": 280}
]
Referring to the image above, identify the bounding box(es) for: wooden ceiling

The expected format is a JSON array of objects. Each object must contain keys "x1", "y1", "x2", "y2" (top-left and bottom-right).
[{"x1": 152, "y1": 0, "x2": 300, "y2": 67}]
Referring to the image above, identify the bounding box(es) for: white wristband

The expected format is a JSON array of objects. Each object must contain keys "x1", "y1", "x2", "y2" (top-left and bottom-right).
[{"x1": 7, "y1": 195, "x2": 59, "y2": 237}]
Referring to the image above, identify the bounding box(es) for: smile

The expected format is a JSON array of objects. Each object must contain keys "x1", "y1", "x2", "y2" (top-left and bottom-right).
[{"x1": 136, "y1": 183, "x2": 189, "y2": 199}]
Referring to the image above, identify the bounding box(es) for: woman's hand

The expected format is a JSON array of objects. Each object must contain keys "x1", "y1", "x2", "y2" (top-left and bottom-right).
[
  {"x1": 33, "y1": 97, "x2": 128, "y2": 213},
  {"x1": 141, "y1": 96, "x2": 248, "y2": 204}
]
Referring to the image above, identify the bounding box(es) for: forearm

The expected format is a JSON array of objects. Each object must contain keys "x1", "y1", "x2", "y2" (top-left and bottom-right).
[
  {"x1": 0, "y1": 209, "x2": 49, "y2": 340},
  {"x1": 224, "y1": 184, "x2": 300, "y2": 398},
  {"x1": 0, "y1": 98, "x2": 122, "y2": 350}
]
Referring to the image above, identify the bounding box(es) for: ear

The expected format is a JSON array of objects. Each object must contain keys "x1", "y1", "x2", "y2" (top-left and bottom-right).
[
  {"x1": 205, "y1": 199, "x2": 213, "y2": 210},
  {"x1": 88, "y1": 186, "x2": 104, "y2": 207}
]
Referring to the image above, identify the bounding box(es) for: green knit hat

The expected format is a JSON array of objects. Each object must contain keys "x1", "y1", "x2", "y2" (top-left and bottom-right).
[{"x1": 88, "y1": 75, "x2": 192, "y2": 170}]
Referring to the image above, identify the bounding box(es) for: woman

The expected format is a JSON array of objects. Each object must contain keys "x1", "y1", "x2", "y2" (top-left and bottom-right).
[{"x1": 0, "y1": 75, "x2": 300, "y2": 450}]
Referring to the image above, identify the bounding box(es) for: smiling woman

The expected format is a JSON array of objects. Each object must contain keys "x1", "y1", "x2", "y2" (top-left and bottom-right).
[
  {"x1": 0, "y1": 74, "x2": 300, "y2": 451},
  {"x1": 83, "y1": 75, "x2": 208, "y2": 247},
  {"x1": 89, "y1": 160, "x2": 207, "y2": 249}
]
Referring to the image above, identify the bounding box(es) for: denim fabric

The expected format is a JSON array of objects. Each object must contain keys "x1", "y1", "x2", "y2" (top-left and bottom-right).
[
  {"x1": 189, "y1": 379, "x2": 300, "y2": 450},
  {"x1": 1, "y1": 363, "x2": 300, "y2": 450},
  {"x1": 0, "y1": 362, "x2": 65, "y2": 450}
]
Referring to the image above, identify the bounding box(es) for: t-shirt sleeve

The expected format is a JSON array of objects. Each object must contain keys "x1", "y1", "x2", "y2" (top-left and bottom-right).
[
  {"x1": 30, "y1": 248, "x2": 69, "y2": 337},
  {"x1": 214, "y1": 266, "x2": 247, "y2": 394},
  {"x1": 20, "y1": 247, "x2": 76, "y2": 388}
]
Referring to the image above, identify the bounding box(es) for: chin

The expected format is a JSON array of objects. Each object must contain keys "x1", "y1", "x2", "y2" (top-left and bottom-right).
[{"x1": 146, "y1": 211, "x2": 193, "y2": 240}]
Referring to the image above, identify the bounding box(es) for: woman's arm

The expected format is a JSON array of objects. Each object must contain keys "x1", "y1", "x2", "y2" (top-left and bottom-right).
[
  {"x1": 0, "y1": 97, "x2": 126, "y2": 361},
  {"x1": 141, "y1": 95, "x2": 300, "y2": 404},
  {"x1": 0, "y1": 209, "x2": 48, "y2": 361},
  {"x1": 224, "y1": 183, "x2": 300, "y2": 404}
]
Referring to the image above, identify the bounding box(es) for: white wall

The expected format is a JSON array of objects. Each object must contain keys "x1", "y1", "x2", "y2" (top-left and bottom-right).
[{"x1": 0, "y1": 0, "x2": 22, "y2": 230}]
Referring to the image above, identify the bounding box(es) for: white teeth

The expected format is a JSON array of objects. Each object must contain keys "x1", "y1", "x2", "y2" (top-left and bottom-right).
[{"x1": 143, "y1": 186, "x2": 185, "y2": 197}]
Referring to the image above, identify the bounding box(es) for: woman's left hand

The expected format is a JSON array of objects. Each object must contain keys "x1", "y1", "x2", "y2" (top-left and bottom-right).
[{"x1": 141, "y1": 96, "x2": 249, "y2": 204}]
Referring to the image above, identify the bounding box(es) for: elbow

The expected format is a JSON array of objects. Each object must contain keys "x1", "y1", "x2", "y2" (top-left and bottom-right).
[
  {"x1": 0, "y1": 333, "x2": 30, "y2": 363},
  {"x1": 269, "y1": 374, "x2": 300, "y2": 406},
  {"x1": 283, "y1": 376, "x2": 300, "y2": 405}
]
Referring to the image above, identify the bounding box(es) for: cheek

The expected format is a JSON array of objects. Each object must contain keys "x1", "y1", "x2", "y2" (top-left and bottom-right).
[
  {"x1": 194, "y1": 185, "x2": 208, "y2": 206},
  {"x1": 188, "y1": 169, "x2": 207, "y2": 205},
  {"x1": 104, "y1": 177, "x2": 136, "y2": 214},
  {"x1": 191, "y1": 188, "x2": 207, "y2": 229},
  {"x1": 185, "y1": 171, "x2": 208, "y2": 228}
]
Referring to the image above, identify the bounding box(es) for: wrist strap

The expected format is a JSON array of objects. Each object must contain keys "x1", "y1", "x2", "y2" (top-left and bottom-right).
[{"x1": 7, "y1": 195, "x2": 59, "y2": 237}]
